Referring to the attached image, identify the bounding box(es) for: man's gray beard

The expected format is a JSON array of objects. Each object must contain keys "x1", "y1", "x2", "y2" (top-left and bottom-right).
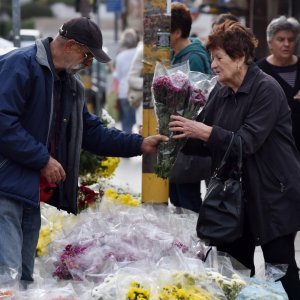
[{"x1": 66, "y1": 64, "x2": 85, "y2": 75}]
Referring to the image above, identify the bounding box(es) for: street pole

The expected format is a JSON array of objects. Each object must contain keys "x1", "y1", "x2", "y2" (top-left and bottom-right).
[
  {"x1": 142, "y1": 0, "x2": 171, "y2": 203},
  {"x1": 114, "y1": 12, "x2": 119, "y2": 42},
  {"x1": 79, "y1": 0, "x2": 91, "y2": 17},
  {"x1": 95, "y1": 0, "x2": 102, "y2": 116},
  {"x1": 12, "y1": 0, "x2": 21, "y2": 47}
]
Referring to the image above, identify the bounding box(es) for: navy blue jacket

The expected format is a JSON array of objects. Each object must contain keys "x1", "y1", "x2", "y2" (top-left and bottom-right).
[{"x1": 0, "y1": 39, "x2": 143, "y2": 214}]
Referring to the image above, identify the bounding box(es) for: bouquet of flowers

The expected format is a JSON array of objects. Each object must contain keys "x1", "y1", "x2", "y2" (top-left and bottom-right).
[
  {"x1": 77, "y1": 183, "x2": 103, "y2": 212},
  {"x1": 126, "y1": 281, "x2": 150, "y2": 300},
  {"x1": 52, "y1": 243, "x2": 91, "y2": 280},
  {"x1": 152, "y1": 61, "x2": 217, "y2": 179}
]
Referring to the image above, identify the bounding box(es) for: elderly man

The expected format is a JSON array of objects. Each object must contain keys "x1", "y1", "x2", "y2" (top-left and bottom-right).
[{"x1": 0, "y1": 17, "x2": 166, "y2": 284}]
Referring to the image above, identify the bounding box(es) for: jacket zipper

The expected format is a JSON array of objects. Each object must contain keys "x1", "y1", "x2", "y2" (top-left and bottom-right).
[{"x1": 280, "y1": 182, "x2": 286, "y2": 193}]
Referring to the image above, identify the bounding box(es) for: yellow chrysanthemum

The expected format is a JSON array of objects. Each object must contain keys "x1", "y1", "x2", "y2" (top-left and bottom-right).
[
  {"x1": 104, "y1": 188, "x2": 119, "y2": 199},
  {"x1": 126, "y1": 281, "x2": 150, "y2": 300},
  {"x1": 97, "y1": 157, "x2": 120, "y2": 178},
  {"x1": 36, "y1": 215, "x2": 63, "y2": 257},
  {"x1": 117, "y1": 193, "x2": 140, "y2": 206},
  {"x1": 158, "y1": 284, "x2": 212, "y2": 300},
  {"x1": 105, "y1": 188, "x2": 140, "y2": 206}
]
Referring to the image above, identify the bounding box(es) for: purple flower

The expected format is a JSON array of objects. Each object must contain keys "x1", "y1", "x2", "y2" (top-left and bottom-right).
[
  {"x1": 172, "y1": 240, "x2": 189, "y2": 253},
  {"x1": 190, "y1": 87, "x2": 206, "y2": 106},
  {"x1": 152, "y1": 63, "x2": 217, "y2": 179},
  {"x1": 152, "y1": 72, "x2": 191, "y2": 108},
  {"x1": 53, "y1": 243, "x2": 89, "y2": 280}
]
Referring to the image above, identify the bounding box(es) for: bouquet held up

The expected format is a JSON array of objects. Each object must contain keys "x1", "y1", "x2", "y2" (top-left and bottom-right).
[{"x1": 152, "y1": 61, "x2": 217, "y2": 179}]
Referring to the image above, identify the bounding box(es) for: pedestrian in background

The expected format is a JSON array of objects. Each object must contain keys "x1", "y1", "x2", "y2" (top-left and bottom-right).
[
  {"x1": 0, "y1": 17, "x2": 167, "y2": 285},
  {"x1": 169, "y1": 2, "x2": 211, "y2": 213},
  {"x1": 257, "y1": 16, "x2": 300, "y2": 152},
  {"x1": 169, "y1": 20, "x2": 300, "y2": 299},
  {"x1": 127, "y1": 40, "x2": 144, "y2": 134},
  {"x1": 114, "y1": 28, "x2": 139, "y2": 133},
  {"x1": 211, "y1": 13, "x2": 239, "y2": 30}
]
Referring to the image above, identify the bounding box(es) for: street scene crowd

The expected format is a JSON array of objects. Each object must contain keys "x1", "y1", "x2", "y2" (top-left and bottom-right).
[{"x1": 1, "y1": 0, "x2": 300, "y2": 299}]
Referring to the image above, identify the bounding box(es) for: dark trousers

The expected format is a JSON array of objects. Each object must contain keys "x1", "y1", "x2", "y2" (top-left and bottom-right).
[
  {"x1": 218, "y1": 230, "x2": 300, "y2": 300},
  {"x1": 169, "y1": 182, "x2": 202, "y2": 213}
]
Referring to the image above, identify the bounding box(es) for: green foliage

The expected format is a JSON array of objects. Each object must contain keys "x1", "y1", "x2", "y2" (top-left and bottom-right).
[
  {"x1": 47, "y1": 0, "x2": 75, "y2": 6},
  {"x1": 21, "y1": 20, "x2": 36, "y2": 29},
  {"x1": 0, "y1": 21, "x2": 12, "y2": 39},
  {"x1": 79, "y1": 150, "x2": 104, "y2": 176},
  {"x1": 0, "y1": 20, "x2": 35, "y2": 40},
  {"x1": 21, "y1": 3, "x2": 53, "y2": 19},
  {"x1": 0, "y1": 0, "x2": 12, "y2": 15}
]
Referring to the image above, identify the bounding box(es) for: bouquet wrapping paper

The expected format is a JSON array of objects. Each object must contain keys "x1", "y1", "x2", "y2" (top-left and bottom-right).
[{"x1": 152, "y1": 61, "x2": 217, "y2": 179}]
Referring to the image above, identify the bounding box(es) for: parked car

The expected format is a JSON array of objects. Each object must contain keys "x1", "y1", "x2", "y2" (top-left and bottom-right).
[
  {"x1": 9, "y1": 29, "x2": 42, "y2": 47},
  {"x1": 20, "y1": 29, "x2": 42, "y2": 47}
]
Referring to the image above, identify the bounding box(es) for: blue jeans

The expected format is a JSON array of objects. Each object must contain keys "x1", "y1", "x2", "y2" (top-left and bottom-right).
[
  {"x1": 0, "y1": 196, "x2": 41, "y2": 282},
  {"x1": 118, "y1": 98, "x2": 136, "y2": 133}
]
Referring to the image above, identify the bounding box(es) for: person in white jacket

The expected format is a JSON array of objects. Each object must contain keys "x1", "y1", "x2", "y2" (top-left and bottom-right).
[
  {"x1": 114, "y1": 29, "x2": 139, "y2": 133},
  {"x1": 127, "y1": 41, "x2": 143, "y2": 133}
]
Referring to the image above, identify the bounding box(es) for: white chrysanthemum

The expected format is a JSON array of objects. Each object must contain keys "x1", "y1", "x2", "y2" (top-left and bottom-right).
[{"x1": 101, "y1": 109, "x2": 115, "y2": 128}]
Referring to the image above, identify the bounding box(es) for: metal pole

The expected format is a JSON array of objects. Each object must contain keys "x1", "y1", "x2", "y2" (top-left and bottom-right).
[
  {"x1": 288, "y1": 0, "x2": 292, "y2": 16},
  {"x1": 142, "y1": 0, "x2": 170, "y2": 203},
  {"x1": 12, "y1": 0, "x2": 21, "y2": 47},
  {"x1": 95, "y1": 0, "x2": 102, "y2": 116},
  {"x1": 248, "y1": 0, "x2": 254, "y2": 29},
  {"x1": 114, "y1": 12, "x2": 119, "y2": 42},
  {"x1": 80, "y1": 0, "x2": 90, "y2": 17}
]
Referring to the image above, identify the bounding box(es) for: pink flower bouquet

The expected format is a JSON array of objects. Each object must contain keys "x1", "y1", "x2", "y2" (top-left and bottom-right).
[{"x1": 152, "y1": 62, "x2": 217, "y2": 179}]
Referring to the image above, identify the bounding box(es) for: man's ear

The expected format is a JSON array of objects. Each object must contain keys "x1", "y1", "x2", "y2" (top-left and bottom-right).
[
  {"x1": 174, "y1": 28, "x2": 182, "y2": 39},
  {"x1": 64, "y1": 39, "x2": 76, "y2": 52}
]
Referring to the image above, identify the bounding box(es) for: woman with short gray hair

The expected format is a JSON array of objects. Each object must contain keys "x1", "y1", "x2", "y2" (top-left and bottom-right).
[
  {"x1": 257, "y1": 16, "x2": 300, "y2": 152},
  {"x1": 266, "y1": 16, "x2": 300, "y2": 42}
]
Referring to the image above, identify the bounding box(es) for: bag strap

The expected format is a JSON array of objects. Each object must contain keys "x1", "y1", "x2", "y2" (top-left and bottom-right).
[
  {"x1": 236, "y1": 136, "x2": 243, "y2": 179},
  {"x1": 214, "y1": 133, "x2": 234, "y2": 174},
  {"x1": 214, "y1": 133, "x2": 243, "y2": 177}
]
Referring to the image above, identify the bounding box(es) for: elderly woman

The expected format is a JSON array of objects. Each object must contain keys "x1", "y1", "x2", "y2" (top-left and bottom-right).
[
  {"x1": 169, "y1": 21, "x2": 300, "y2": 299},
  {"x1": 257, "y1": 16, "x2": 300, "y2": 152}
]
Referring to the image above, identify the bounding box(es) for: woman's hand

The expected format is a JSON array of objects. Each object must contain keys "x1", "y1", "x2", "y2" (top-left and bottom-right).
[
  {"x1": 294, "y1": 91, "x2": 300, "y2": 101},
  {"x1": 169, "y1": 115, "x2": 212, "y2": 142}
]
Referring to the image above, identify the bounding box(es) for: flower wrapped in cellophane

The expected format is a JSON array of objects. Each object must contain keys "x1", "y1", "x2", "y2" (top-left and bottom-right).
[{"x1": 152, "y1": 61, "x2": 217, "y2": 179}]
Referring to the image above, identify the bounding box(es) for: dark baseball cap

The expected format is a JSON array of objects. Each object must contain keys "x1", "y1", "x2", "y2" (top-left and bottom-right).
[{"x1": 59, "y1": 17, "x2": 111, "y2": 63}]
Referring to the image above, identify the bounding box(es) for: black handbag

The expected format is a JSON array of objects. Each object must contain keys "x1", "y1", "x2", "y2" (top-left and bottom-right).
[{"x1": 196, "y1": 134, "x2": 244, "y2": 246}]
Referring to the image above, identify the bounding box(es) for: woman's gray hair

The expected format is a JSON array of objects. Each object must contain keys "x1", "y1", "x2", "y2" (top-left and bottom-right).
[
  {"x1": 120, "y1": 28, "x2": 139, "y2": 49},
  {"x1": 267, "y1": 16, "x2": 300, "y2": 42}
]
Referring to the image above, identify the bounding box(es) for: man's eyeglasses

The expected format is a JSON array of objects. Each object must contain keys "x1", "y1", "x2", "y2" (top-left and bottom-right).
[{"x1": 74, "y1": 41, "x2": 94, "y2": 64}]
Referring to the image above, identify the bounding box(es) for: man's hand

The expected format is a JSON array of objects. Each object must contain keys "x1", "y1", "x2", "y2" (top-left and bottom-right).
[
  {"x1": 40, "y1": 156, "x2": 66, "y2": 183},
  {"x1": 141, "y1": 134, "x2": 169, "y2": 154}
]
